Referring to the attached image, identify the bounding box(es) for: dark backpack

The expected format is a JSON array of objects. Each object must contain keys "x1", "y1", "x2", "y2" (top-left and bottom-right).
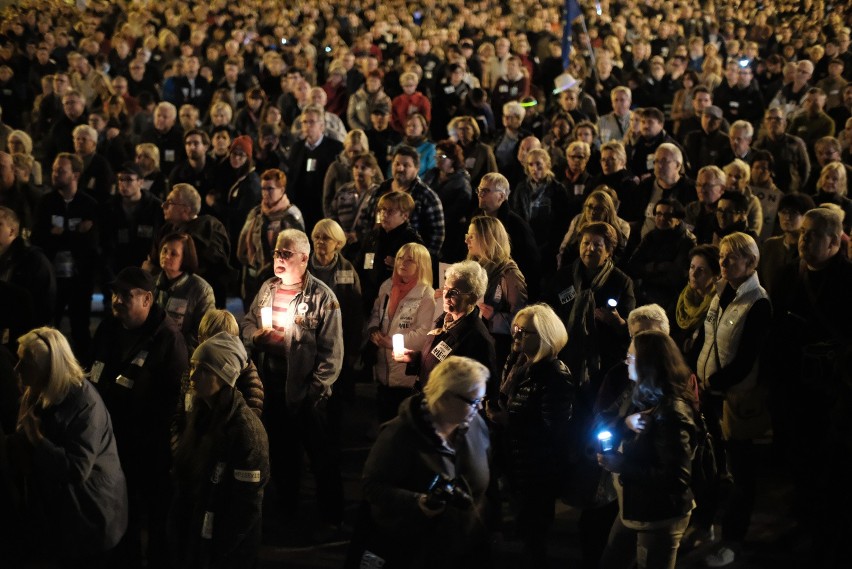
[{"x1": 690, "y1": 411, "x2": 718, "y2": 499}]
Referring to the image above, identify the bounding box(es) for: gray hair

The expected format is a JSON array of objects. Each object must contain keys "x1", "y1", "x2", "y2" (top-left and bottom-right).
[
  {"x1": 627, "y1": 304, "x2": 670, "y2": 335},
  {"x1": 170, "y1": 183, "x2": 202, "y2": 215},
  {"x1": 445, "y1": 260, "x2": 488, "y2": 299},
  {"x1": 72, "y1": 124, "x2": 98, "y2": 142},
  {"x1": 503, "y1": 100, "x2": 526, "y2": 121},
  {"x1": 302, "y1": 102, "x2": 325, "y2": 120},
  {"x1": 804, "y1": 208, "x2": 843, "y2": 239},
  {"x1": 276, "y1": 228, "x2": 311, "y2": 255},
  {"x1": 729, "y1": 120, "x2": 754, "y2": 139},
  {"x1": 480, "y1": 172, "x2": 510, "y2": 197}
]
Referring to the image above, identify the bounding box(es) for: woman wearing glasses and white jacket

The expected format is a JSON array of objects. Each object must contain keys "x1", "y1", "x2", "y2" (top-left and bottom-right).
[{"x1": 367, "y1": 243, "x2": 436, "y2": 422}]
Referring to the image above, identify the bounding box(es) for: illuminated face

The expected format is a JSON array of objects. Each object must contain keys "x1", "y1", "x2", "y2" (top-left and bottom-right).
[{"x1": 579, "y1": 232, "x2": 610, "y2": 270}]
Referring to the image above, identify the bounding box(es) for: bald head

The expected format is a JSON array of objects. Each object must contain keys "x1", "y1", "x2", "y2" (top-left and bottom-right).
[{"x1": 517, "y1": 136, "x2": 542, "y2": 163}]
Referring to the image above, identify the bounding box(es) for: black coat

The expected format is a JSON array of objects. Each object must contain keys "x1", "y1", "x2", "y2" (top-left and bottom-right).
[
  {"x1": 170, "y1": 388, "x2": 269, "y2": 569},
  {"x1": 357, "y1": 221, "x2": 423, "y2": 312},
  {"x1": 0, "y1": 238, "x2": 56, "y2": 326},
  {"x1": 627, "y1": 224, "x2": 696, "y2": 312},
  {"x1": 509, "y1": 177, "x2": 574, "y2": 274},
  {"x1": 597, "y1": 395, "x2": 697, "y2": 522},
  {"x1": 422, "y1": 168, "x2": 472, "y2": 263},
  {"x1": 287, "y1": 137, "x2": 344, "y2": 232},
  {"x1": 101, "y1": 191, "x2": 164, "y2": 278}
]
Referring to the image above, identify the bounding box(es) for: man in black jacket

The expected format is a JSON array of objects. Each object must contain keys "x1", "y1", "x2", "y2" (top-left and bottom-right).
[
  {"x1": 0, "y1": 206, "x2": 55, "y2": 327},
  {"x1": 90, "y1": 266, "x2": 188, "y2": 569}
]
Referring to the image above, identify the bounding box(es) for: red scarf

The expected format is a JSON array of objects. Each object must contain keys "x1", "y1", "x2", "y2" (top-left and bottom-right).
[{"x1": 387, "y1": 274, "x2": 417, "y2": 319}]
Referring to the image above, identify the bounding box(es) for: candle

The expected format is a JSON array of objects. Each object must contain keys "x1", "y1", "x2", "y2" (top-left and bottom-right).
[
  {"x1": 392, "y1": 333, "x2": 405, "y2": 357},
  {"x1": 260, "y1": 307, "x2": 273, "y2": 329}
]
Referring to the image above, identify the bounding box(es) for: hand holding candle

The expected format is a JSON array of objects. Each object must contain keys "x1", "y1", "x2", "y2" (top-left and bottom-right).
[
  {"x1": 392, "y1": 333, "x2": 405, "y2": 357},
  {"x1": 260, "y1": 306, "x2": 273, "y2": 329}
]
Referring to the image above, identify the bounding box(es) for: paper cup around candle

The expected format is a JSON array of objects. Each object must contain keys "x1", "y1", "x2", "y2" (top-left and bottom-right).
[
  {"x1": 260, "y1": 307, "x2": 273, "y2": 329},
  {"x1": 392, "y1": 333, "x2": 405, "y2": 356}
]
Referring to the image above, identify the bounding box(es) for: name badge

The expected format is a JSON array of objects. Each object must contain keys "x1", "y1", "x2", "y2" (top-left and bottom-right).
[
  {"x1": 137, "y1": 225, "x2": 153, "y2": 238},
  {"x1": 558, "y1": 286, "x2": 576, "y2": 305},
  {"x1": 335, "y1": 270, "x2": 355, "y2": 284},
  {"x1": 201, "y1": 511, "x2": 214, "y2": 539},
  {"x1": 443, "y1": 85, "x2": 455, "y2": 94},
  {"x1": 116, "y1": 375, "x2": 135, "y2": 389},
  {"x1": 499, "y1": 85, "x2": 509, "y2": 93},
  {"x1": 68, "y1": 218, "x2": 82, "y2": 231},
  {"x1": 234, "y1": 469, "x2": 262, "y2": 482},
  {"x1": 364, "y1": 252, "x2": 375, "y2": 269},
  {"x1": 185, "y1": 391, "x2": 194, "y2": 413},
  {"x1": 431, "y1": 341, "x2": 453, "y2": 362},
  {"x1": 306, "y1": 158, "x2": 317, "y2": 172},
  {"x1": 51, "y1": 215, "x2": 64, "y2": 228},
  {"x1": 90, "y1": 361, "x2": 104, "y2": 383},
  {"x1": 164, "y1": 149, "x2": 175, "y2": 162},
  {"x1": 297, "y1": 302, "x2": 309, "y2": 314},
  {"x1": 645, "y1": 154, "x2": 655, "y2": 171},
  {"x1": 464, "y1": 157, "x2": 476, "y2": 169},
  {"x1": 574, "y1": 184, "x2": 584, "y2": 196},
  {"x1": 87, "y1": 178, "x2": 96, "y2": 190},
  {"x1": 645, "y1": 203, "x2": 655, "y2": 218},
  {"x1": 211, "y1": 461, "x2": 226, "y2": 484},
  {"x1": 131, "y1": 350, "x2": 148, "y2": 367},
  {"x1": 730, "y1": 101, "x2": 739, "y2": 108}
]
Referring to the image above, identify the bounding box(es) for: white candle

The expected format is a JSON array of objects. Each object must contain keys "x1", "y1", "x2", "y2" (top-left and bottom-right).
[
  {"x1": 392, "y1": 333, "x2": 405, "y2": 356},
  {"x1": 260, "y1": 307, "x2": 273, "y2": 329}
]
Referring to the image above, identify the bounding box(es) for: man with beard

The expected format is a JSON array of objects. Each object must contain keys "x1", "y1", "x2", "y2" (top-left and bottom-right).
[{"x1": 168, "y1": 129, "x2": 217, "y2": 204}]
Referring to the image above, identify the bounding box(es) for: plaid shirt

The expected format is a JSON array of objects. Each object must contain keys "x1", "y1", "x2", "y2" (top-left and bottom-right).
[{"x1": 358, "y1": 177, "x2": 445, "y2": 259}]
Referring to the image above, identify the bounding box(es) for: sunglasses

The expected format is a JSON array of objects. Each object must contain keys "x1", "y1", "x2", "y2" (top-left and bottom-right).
[
  {"x1": 273, "y1": 249, "x2": 301, "y2": 260},
  {"x1": 451, "y1": 392, "x2": 483, "y2": 408}
]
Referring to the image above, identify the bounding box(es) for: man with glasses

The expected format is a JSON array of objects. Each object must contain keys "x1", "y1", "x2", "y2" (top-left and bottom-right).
[
  {"x1": 31, "y1": 153, "x2": 99, "y2": 356},
  {"x1": 148, "y1": 183, "x2": 231, "y2": 306},
  {"x1": 635, "y1": 143, "x2": 696, "y2": 235},
  {"x1": 43, "y1": 89, "x2": 88, "y2": 169},
  {"x1": 753, "y1": 107, "x2": 810, "y2": 193},
  {"x1": 722, "y1": 62, "x2": 765, "y2": 127},
  {"x1": 287, "y1": 104, "x2": 344, "y2": 232},
  {"x1": 686, "y1": 165, "x2": 727, "y2": 244},
  {"x1": 35, "y1": 71, "x2": 71, "y2": 137},
  {"x1": 713, "y1": 191, "x2": 757, "y2": 244},
  {"x1": 89, "y1": 266, "x2": 188, "y2": 569},
  {"x1": 101, "y1": 161, "x2": 163, "y2": 285},
  {"x1": 240, "y1": 228, "x2": 345, "y2": 538},
  {"x1": 473, "y1": 172, "x2": 540, "y2": 295}
]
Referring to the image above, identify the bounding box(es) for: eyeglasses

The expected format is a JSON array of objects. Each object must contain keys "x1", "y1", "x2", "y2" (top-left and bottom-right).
[
  {"x1": 163, "y1": 200, "x2": 188, "y2": 208},
  {"x1": 715, "y1": 208, "x2": 740, "y2": 216},
  {"x1": 451, "y1": 392, "x2": 483, "y2": 408},
  {"x1": 378, "y1": 207, "x2": 400, "y2": 216},
  {"x1": 477, "y1": 187, "x2": 496, "y2": 195},
  {"x1": 273, "y1": 249, "x2": 301, "y2": 260},
  {"x1": 512, "y1": 325, "x2": 539, "y2": 338},
  {"x1": 443, "y1": 286, "x2": 473, "y2": 299}
]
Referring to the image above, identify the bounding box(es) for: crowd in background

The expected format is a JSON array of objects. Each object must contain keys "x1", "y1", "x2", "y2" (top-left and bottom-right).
[{"x1": 0, "y1": 0, "x2": 851, "y2": 567}]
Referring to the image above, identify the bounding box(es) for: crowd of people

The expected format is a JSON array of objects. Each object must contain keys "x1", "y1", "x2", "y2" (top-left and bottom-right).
[{"x1": 1, "y1": 0, "x2": 852, "y2": 567}]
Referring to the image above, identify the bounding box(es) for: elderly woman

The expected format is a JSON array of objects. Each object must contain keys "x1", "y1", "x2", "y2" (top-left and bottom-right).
[
  {"x1": 452, "y1": 115, "x2": 498, "y2": 190},
  {"x1": 589, "y1": 140, "x2": 639, "y2": 209},
  {"x1": 395, "y1": 260, "x2": 497, "y2": 395},
  {"x1": 596, "y1": 331, "x2": 699, "y2": 569},
  {"x1": 7, "y1": 130, "x2": 42, "y2": 185},
  {"x1": 169, "y1": 332, "x2": 269, "y2": 569},
  {"x1": 155, "y1": 232, "x2": 216, "y2": 350},
  {"x1": 422, "y1": 139, "x2": 473, "y2": 263},
  {"x1": 8, "y1": 327, "x2": 127, "y2": 564},
  {"x1": 488, "y1": 304, "x2": 576, "y2": 566},
  {"x1": 692, "y1": 232, "x2": 772, "y2": 567},
  {"x1": 323, "y1": 129, "x2": 380, "y2": 218},
  {"x1": 510, "y1": 147, "x2": 573, "y2": 274},
  {"x1": 562, "y1": 140, "x2": 593, "y2": 199},
  {"x1": 328, "y1": 152, "x2": 383, "y2": 253},
  {"x1": 135, "y1": 143, "x2": 168, "y2": 199},
  {"x1": 367, "y1": 243, "x2": 436, "y2": 422},
  {"x1": 359, "y1": 356, "x2": 491, "y2": 568},
  {"x1": 466, "y1": 215, "x2": 528, "y2": 372},
  {"x1": 813, "y1": 162, "x2": 852, "y2": 233},
  {"x1": 558, "y1": 189, "x2": 631, "y2": 269},
  {"x1": 548, "y1": 222, "x2": 635, "y2": 384},
  {"x1": 723, "y1": 160, "x2": 763, "y2": 236},
  {"x1": 310, "y1": 219, "x2": 364, "y2": 399},
  {"x1": 402, "y1": 113, "x2": 436, "y2": 178},
  {"x1": 237, "y1": 168, "x2": 305, "y2": 309}
]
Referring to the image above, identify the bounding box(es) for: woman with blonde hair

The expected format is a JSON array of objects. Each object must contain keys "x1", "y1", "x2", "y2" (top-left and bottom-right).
[
  {"x1": 466, "y1": 215, "x2": 528, "y2": 371},
  {"x1": 135, "y1": 142, "x2": 167, "y2": 198},
  {"x1": 9, "y1": 327, "x2": 127, "y2": 563},
  {"x1": 558, "y1": 189, "x2": 630, "y2": 269},
  {"x1": 488, "y1": 303, "x2": 576, "y2": 565},
  {"x1": 814, "y1": 162, "x2": 852, "y2": 233},
  {"x1": 7, "y1": 130, "x2": 43, "y2": 185},
  {"x1": 723, "y1": 159, "x2": 763, "y2": 236},
  {"x1": 367, "y1": 242, "x2": 436, "y2": 421}
]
